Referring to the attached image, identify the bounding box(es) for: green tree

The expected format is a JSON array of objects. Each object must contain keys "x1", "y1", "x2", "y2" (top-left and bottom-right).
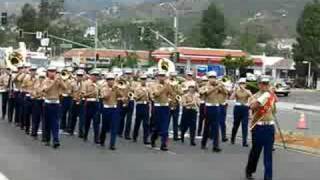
[
  {"x1": 221, "y1": 55, "x2": 254, "y2": 78},
  {"x1": 123, "y1": 53, "x2": 139, "y2": 68},
  {"x1": 200, "y1": 2, "x2": 226, "y2": 48},
  {"x1": 17, "y1": 3, "x2": 39, "y2": 50},
  {"x1": 293, "y1": 0, "x2": 320, "y2": 87}
]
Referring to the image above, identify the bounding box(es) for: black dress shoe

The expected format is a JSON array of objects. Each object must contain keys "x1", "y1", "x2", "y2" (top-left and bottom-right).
[
  {"x1": 201, "y1": 145, "x2": 207, "y2": 150},
  {"x1": 222, "y1": 138, "x2": 229, "y2": 142},
  {"x1": 190, "y1": 142, "x2": 197, "y2": 146},
  {"x1": 246, "y1": 172, "x2": 254, "y2": 179},
  {"x1": 44, "y1": 142, "x2": 50, "y2": 146},
  {"x1": 100, "y1": 143, "x2": 105, "y2": 147},
  {"x1": 243, "y1": 144, "x2": 249, "y2": 147},
  {"x1": 133, "y1": 139, "x2": 137, "y2": 143},
  {"x1": 231, "y1": 140, "x2": 235, "y2": 145},
  {"x1": 125, "y1": 136, "x2": 132, "y2": 140},
  {"x1": 144, "y1": 141, "x2": 151, "y2": 145},
  {"x1": 109, "y1": 146, "x2": 116, "y2": 151},
  {"x1": 173, "y1": 137, "x2": 180, "y2": 141},
  {"x1": 212, "y1": 147, "x2": 222, "y2": 153},
  {"x1": 53, "y1": 143, "x2": 60, "y2": 149},
  {"x1": 160, "y1": 145, "x2": 168, "y2": 151}
]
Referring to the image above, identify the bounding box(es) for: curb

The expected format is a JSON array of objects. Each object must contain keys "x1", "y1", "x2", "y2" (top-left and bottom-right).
[
  {"x1": 293, "y1": 105, "x2": 320, "y2": 113},
  {"x1": 274, "y1": 142, "x2": 320, "y2": 157}
]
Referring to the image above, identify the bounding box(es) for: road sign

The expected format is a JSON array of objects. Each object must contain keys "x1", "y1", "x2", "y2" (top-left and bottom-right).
[
  {"x1": 41, "y1": 38, "x2": 50, "y2": 47},
  {"x1": 60, "y1": 43, "x2": 73, "y2": 49},
  {"x1": 36, "y1": 31, "x2": 42, "y2": 39}
]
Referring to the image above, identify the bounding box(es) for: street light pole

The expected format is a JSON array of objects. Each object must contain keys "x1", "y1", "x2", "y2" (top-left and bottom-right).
[
  {"x1": 94, "y1": 15, "x2": 98, "y2": 68},
  {"x1": 303, "y1": 60, "x2": 312, "y2": 88},
  {"x1": 308, "y1": 61, "x2": 311, "y2": 88},
  {"x1": 160, "y1": 2, "x2": 179, "y2": 49}
]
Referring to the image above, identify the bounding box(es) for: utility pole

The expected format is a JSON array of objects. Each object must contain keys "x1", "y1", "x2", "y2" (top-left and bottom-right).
[{"x1": 94, "y1": 14, "x2": 98, "y2": 68}]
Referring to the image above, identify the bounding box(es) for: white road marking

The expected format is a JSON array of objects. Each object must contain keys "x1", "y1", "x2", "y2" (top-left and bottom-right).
[{"x1": 0, "y1": 172, "x2": 9, "y2": 180}]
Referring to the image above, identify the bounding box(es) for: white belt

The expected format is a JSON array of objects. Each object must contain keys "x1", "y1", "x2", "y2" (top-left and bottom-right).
[
  {"x1": 86, "y1": 98, "x2": 97, "y2": 102},
  {"x1": 25, "y1": 94, "x2": 31, "y2": 97},
  {"x1": 154, "y1": 103, "x2": 169, "y2": 107},
  {"x1": 235, "y1": 102, "x2": 248, "y2": 106},
  {"x1": 136, "y1": 101, "x2": 148, "y2": 105},
  {"x1": 13, "y1": 88, "x2": 19, "y2": 92},
  {"x1": 103, "y1": 104, "x2": 117, "y2": 108},
  {"x1": 62, "y1": 94, "x2": 70, "y2": 97},
  {"x1": 220, "y1": 102, "x2": 227, "y2": 105},
  {"x1": 0, "y1": 89, "x2": 7, "y2": 92},
  {"x1": 45, "y1": 99, "x2": 60, "y2": 104},
  {"x1": 256, "y1": 121, "x2": 275, "y2": 126},
  {"x1": 200, "y1": 100, "x2": 205, "y2": 104},
  {"x1": 205, "y1": 103, "x2": 219, "y2": 107}
]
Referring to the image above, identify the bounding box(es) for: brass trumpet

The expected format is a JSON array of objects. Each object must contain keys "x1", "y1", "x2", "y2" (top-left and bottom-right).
[
  {"x1": 60, "y1": 70, "x2": 71, "y2": 80},
  {"x1": 128, "y1": 92, "x2": 135, "y2": 98},
  {"x1": 175, "y1": 95, "x2": 182, "y2": 102}
]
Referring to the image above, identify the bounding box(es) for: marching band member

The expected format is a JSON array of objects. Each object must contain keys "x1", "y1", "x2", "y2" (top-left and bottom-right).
[
  {"x1": 41, "y1": 66, "x2": 67, "y2": 148},
  {"x1": 0, "y1": 67, "x2": 10, "y2": 119},
  {"x1": 82, "y1": 69, "x2": 101, "y2": 144},
  {"x1": 132, "y1": 74, "x2": 151, "y2": 144},
  {"x1": 60, "y1": 68, "x2": 73, "y2": 132},
  {"x1": 180, "y1": 82, "x2": 200, "y2": 146},
  {"x1": 68, "y1": 70, "x2": 86, "y2": 136},
  {"x1": 150, "y1": 71, "x2": 174, "y2": 151},
  {"x1": 21, "y1": 65, "x2": 37, "y2": 134},
  {"x1": 181, "y1": 70, "x2": 196, "y2": 92},
  {"x1": 100, "y1": 73, "x2": 123, "y2": 150},
  {"x1": 217, "y1": 78, "x2": 230, "y2": 142},
  {"x1": 119, "y1": 68, "x2": 135, "y2": 140},
  {"x1": 7, "y1": 68, "x2": 17, "y2": 123},
  {"x1": 230, "y1": 78, "x2": 252, "y2": 147},
  {"x1": 245, "y1": 77, "x2": 277, "y2": 180},
  {"x1": 197, "y1": 76, "x2": 208, "y2": 136},
  {"x1": 13, "y1": 64, "x2": 25, "y2": 127},
  {"x1": 30, "y1": 70, "x2": 46, "y2": 139},
  {"x1": 200, "y1": 71, "x2": 222, "y2": 152},
  {"x1": 168, "y1": 71, "x2": 182, "y2": 141}
]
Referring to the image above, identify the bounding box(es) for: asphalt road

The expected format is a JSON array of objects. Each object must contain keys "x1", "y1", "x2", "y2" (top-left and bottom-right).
[
  {"x1": 279, "y1": 89, "x2": 320, "y2": 106},
  {"x1": 0, "y1": 90, "x2": 319, "y2": 180}
]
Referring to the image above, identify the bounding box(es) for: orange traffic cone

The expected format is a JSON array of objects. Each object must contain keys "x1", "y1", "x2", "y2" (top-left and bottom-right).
[{"x1": 296, "y1": 113, "x2": 308, "y2": 129}]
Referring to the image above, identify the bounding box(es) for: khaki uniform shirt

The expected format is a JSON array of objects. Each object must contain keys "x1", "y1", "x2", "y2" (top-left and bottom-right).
[
  {"x1": 83, "y1": 79, "x2": 99, "y2": 100},
  {"x1": 253, "y1": 91, "x2": 276, "y2": 122},
  {"x1": 205, "y1": 83, "x2": 220, "y2": 104},
  {"x1": 41, "y1": 77, "x2": 67, "y2": 101},
  {"x1": 0, "y1": 73, "x2": 9, "y2": 92},
  {"x1": 217, "y1": 83, "x2": 229, "y2": 104},
  {"x1": 235, "y1": 88, "x2": 251, "y2": 105},
  {"x1": 134, "y1": 83, "x2": 149, "y2": 102},
  {"x1": 21, "y1": 74, "x2": 36, "y2": 94},
  {"x1": 101, "y1": 84, "x2": 123, "y2": 106},
  {"x1": 153, "y1": 82, "x2": 173, "y2": 105},
  {"x1": 32, "y1": 78, "x2": 45, "y2": 99},
  {"x1": 182, "y1": 92, "x2": 200, "y2": 109}
]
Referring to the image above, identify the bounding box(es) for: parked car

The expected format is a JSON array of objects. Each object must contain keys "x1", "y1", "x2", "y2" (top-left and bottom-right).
[{"x1": 274, "y1": 81, "x2": 291, "y2": 96}]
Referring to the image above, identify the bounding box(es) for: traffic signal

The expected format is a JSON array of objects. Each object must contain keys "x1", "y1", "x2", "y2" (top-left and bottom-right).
[
  {"x1": 18, "y1": 29, "x2": 24, "y2": 38},
  {"x1": 173, "y1": 52, "x2": 180, "y2": 62},
  {"x1": 43, "y1": 31, "x2": 48, "y2": 38},
  {"x1": 1, "y1": 12, "x2": 7, "y2": 25}
]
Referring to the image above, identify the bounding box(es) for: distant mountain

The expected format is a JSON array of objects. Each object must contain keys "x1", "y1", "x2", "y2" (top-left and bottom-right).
[{"x1": 0, "y1": 0, "x2": 313, "y2": 37}]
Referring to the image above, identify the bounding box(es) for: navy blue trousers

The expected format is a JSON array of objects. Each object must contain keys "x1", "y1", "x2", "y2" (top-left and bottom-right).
[
  {"x1": 133, "y1": 104, "x2": 150, "y2": 143},
  {"x1": 14, "y1": 91, "x2": 21, "y2": 125},
  {"x1": 100, "y1": 107, "x2": 121, "y2": 147},
  {"x1": 180, "y1": 108, "x2": 197, "y2": 143},
  {"x1": 68, "y1": 101, "x2": 81, "y2": 135},
  {"x1": 23, "y1": 96, "x2": 32, "y2": 133},
  {"x1": 31, "y1": 99, "x2": 44, "y2": 138},
  {"x1": 219, "y1": 105, "x2": 227, "y2": 140},
  {"x1": 119, "y1": 100, "x2": 134, "y2": 137},
  {"x1": 151, "y1": 106, "x2": 170, "y2": 146},
  {"x1": 246, "y1": 125, "x2": 275, "y2": 180},
  {"x1": 201, "y1": 106, "x2": 220, "y2": 148},
  {"x1": 60, "y1": 96, "x2": 72, "y2": 131},
  {"x1": 84, "y1": 101, "x2": 100, "y2": 143},
  {"x1": 43, "y1": 103, "x2": 61, "y2": 144},
  {"x1": 231, "y1": 105, "x2": 249, "y2": 145},
  {"x1": 8, "y1": 94, "x2": 15, "y2": 123},
  {"x1": 1, "y1": 92, "x2": 8, "y2": 118},
  {"x1": 19, "y1": 92, "x2": 26, "y2": 129},
  {"x1": 197, "y1": 103, "x2": 206, "y2": 136},
  {"x1": 169, "y1": 106, "x2": 180, "y2": 139}
]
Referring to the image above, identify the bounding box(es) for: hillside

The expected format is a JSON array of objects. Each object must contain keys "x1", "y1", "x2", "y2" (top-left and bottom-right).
[{"x1": 0, "y1": 0, "x2": 314, "y2": 37}]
